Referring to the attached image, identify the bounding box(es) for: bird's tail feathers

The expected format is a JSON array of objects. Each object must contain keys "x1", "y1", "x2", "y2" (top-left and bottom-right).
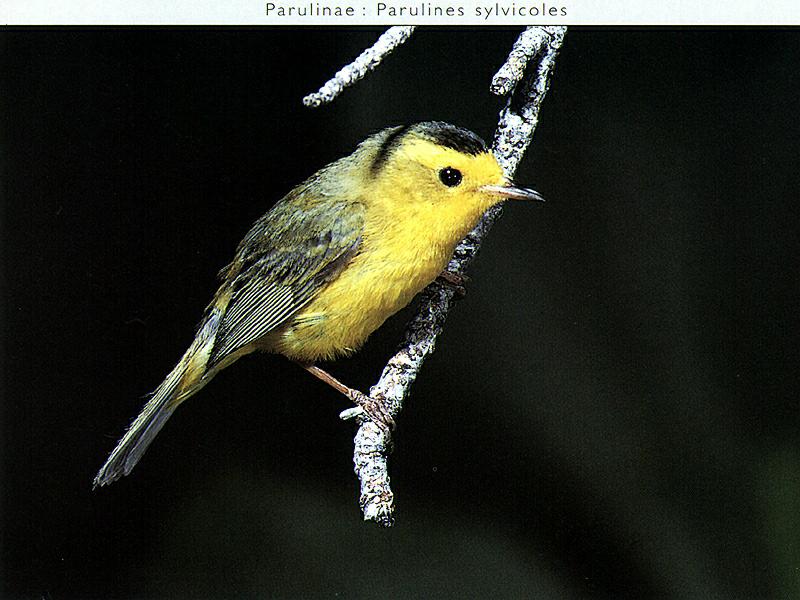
[{"x1": 93, "y1": 309, "x2": 223, "y2": 488}]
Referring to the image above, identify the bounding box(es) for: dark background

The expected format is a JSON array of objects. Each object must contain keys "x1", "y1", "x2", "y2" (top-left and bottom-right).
[{"x1": 2, "y1": 28, "x2": 800, "y2": 598}]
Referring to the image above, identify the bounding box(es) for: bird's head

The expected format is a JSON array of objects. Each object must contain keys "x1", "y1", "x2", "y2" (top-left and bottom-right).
[{"x1": 362, "y1": 122, "x2": 543, "y2": 219}]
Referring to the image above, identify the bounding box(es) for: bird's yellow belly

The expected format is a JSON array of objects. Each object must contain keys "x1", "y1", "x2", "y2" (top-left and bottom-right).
[{"x1": 274, "y1": 243, "x2": 448, "y2": 362}]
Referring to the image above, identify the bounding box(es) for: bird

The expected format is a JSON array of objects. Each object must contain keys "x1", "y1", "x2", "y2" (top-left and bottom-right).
[{"x1": 93, "y1": 121, "x2": 543, "y2": 488}]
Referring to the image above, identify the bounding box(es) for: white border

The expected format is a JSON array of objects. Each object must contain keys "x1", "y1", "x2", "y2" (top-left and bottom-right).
[{"x1": 3, "y1": 0, "x2": 799, "y2": 26}]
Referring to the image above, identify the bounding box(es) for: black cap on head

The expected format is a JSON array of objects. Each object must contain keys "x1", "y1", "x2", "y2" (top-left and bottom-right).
[
  {"x1": 370, "y1": 122, "x2": 487, "y2": 175},
  {"x1": 411, "y1": 121, "x2": 487, "y2": 156}
]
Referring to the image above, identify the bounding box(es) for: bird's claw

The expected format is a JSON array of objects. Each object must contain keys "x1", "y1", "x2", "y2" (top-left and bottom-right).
[
  {"x1": 346, "y1": 390, "x2": 396, "y2": 432},
  {"x1": 437, "y1": 270, "x2": 468, "y2": 297}
]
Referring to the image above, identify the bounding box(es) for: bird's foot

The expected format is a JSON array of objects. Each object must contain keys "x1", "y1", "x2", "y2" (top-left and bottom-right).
[
  {"x1": 437, "y1": 270, "x2": 469, "y2": 297},
  {"x1": 298, "y1": 362, "x2": 395, "y2": 434},
  {"x1": 340, "y1": 390, "x2": 396, "y2": 433}
]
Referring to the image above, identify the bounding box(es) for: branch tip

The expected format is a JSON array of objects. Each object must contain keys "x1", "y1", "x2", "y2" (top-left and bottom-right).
[{"x1": 303, "y1": 26, "x2": 416, "y2": 108}]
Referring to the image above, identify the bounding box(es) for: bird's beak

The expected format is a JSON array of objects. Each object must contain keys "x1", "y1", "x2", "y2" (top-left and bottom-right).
[{"x1": 480, "y1": 180, "x2": 545, "y2": 202}]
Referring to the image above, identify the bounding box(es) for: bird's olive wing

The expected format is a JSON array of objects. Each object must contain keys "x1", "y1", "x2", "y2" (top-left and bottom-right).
[{"x1": 207, "y1": 197, "x2": 364, "y2": 365}]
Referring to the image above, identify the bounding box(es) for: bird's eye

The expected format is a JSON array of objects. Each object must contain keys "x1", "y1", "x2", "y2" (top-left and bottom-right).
[{"x1": 439, "y1": 167, "x2": 462, "y2": 187}]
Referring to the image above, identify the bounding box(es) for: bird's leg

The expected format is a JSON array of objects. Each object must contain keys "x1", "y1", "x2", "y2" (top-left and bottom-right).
[
  {"x1": 437, "y1": 270, "x2": 469, "y2": 296},
  {"x1": 297, "y1": 362, "x2": 395, "y2": 431}
]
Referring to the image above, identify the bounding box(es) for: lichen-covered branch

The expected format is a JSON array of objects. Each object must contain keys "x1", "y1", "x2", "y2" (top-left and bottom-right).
[
  {"x1": 491, "y1": 26, "x2": 556, "y2": 97},
  {"x1": 492, "y1": 27, "x2": 567, "y2": 174},
  {"x1": 303, "y1": 26, "x2": 416, "y2": 108},
  {"x1": 347, "y1": 26, "x2": 568, "y2": 527}
]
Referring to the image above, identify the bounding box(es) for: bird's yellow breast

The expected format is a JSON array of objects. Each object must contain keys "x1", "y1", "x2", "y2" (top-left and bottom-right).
[
  {"x1": 276, "y1": 247, "x2": 444, "y2": 362},
  {"x1": 273, "y1": 220, "x2": 449, "y2": 361},
  {"x1": 271, "y1": 139, "x2": 505, "y2": 362},
  {"x1": 273, "y1": 202, "x2": 487, "y2": 361}
]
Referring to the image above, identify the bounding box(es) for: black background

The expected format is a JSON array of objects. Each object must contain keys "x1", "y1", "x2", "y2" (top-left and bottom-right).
[{"x1": 3, "y1": 28, "x2": 800, "y2": 598}]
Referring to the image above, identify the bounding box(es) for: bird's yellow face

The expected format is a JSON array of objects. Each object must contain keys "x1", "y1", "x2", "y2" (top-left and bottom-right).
[
  {"x1": 392, "y1": 137, "x2": 508, "y2": 212},
  {"x1": 364, "y1": 126, "x2": 542, "y2": 245}
]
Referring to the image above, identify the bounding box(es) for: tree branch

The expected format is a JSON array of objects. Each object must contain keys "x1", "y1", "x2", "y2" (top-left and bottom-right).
[
  {"x1": 306, "y1": 26, "x2": 567, "y2": 526},
  {"x1": 491, "y1": 26, "x2": 556, "y2": 97},
  {"x1": 303, "y1": 26, "x2": 416, "y2": 107},
  {"x1": 351, "y1": 26, "x2": 567, "y2": 526}
]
